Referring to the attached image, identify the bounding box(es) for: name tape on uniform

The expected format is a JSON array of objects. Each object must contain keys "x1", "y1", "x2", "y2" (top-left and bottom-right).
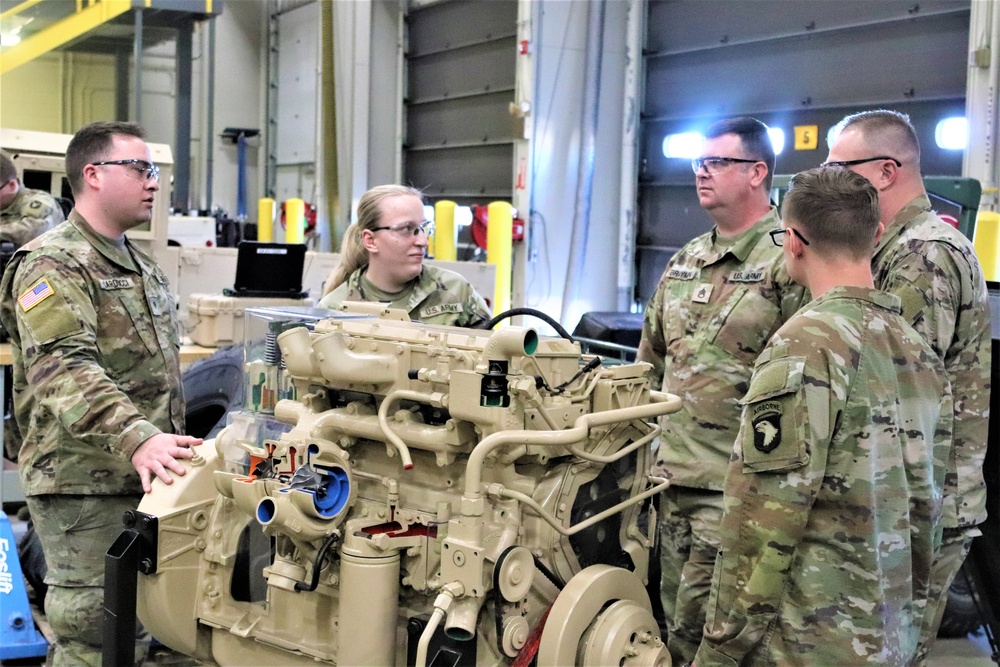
[
  {"x1": 99, "y1": 278, "x2": 135, "y2": 290},
  {"x1": 666, "y1": 267, "x2": 698, "y2": 280}
]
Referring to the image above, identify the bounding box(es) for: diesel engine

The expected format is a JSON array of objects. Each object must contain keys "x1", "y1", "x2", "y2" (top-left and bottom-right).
[{"x1": 133, "y1": 307, "x2": 680, "y2": 666}]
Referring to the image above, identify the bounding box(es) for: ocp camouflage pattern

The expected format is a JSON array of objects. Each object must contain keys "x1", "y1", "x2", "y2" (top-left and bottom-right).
[
  {"x1": 0, "y1": 212, "x2": 184, "y2": 496},
  {"x1": 872, "y1": 194, "x2": 990, "y2": 529},
  {"x1": 0, "y1": 186, "x2": 64, "y2": 248},
  {"x1": 695, "y1": 286, "x2": 951, "y2": 667},
  {"x1": 638, "y1": 208, "x2": 808, "y2": 490},
  {"x1": 319, "y1": 263, "x2": 492, "y2": 328}
]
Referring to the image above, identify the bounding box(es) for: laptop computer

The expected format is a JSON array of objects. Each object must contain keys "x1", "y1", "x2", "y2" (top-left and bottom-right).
[{"x1": 224, "y1": 241, "x2": 308, "y2": 298}]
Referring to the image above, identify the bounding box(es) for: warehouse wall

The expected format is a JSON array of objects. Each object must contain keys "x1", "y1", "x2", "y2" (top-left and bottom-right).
[
  {"x1": 0, "y1": 1, "x2": 267, "y2": 221},
  {"x1": 525, "y1": 0, "x2": 629, "y2": 329}
]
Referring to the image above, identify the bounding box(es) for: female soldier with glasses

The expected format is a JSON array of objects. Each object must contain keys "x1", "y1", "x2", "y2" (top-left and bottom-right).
[{"x1": 319, "y1": 184, "x2": 491, "y2": 327}]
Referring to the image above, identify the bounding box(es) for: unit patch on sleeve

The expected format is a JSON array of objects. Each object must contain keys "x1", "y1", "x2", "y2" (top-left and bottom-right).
[
  {"x1": 99, "y1": 278, "x2": 135, "y2": 290},
  {"x1": 18, "y1": 279, "x2": 55, "y2": 312},
  {"x1": 751, "y1": 401, "x2": 782, "y2": 453}
]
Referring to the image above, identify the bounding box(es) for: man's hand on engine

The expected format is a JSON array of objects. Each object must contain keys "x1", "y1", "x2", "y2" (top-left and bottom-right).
[{"x1": 132, "y1": 433, "x2": 202, "y2": 493}]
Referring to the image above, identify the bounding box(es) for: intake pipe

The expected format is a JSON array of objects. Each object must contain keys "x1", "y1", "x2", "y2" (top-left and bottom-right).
[{"x1": 312, "y1": 330, "x2": 398, "y2": 386}]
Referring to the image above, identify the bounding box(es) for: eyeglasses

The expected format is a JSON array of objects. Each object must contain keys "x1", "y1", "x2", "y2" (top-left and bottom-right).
[
  {"x1": 371, "y1": 220, "x2": 434, "y2": 237},
  {"x1": 769, "y1": 227, "x2": 810, "y2": 247},
  {"x1": 691, "y1": 156, "x2": 760, "y2": 175},
  {"x1": 821, "y1": 156, "x2": 902, "y2": 169},
  {"x1": 91, "y1": 159, "x2": 160, "y2": 181}
]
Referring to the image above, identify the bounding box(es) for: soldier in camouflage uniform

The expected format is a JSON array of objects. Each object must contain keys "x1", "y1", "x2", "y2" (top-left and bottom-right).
[
  {"x1": 826, "y1": 110, "x2": 990, "y2": 663},
  {"x1": 0, "y1": 122, "x2": 201, "y2": 666},
  {"x1": 0, "y1": 151, "x2": 65, "y2": 248},
  {"x1": 1, "y1": 152, "x2": 65, "y2": 462},
  {"x1": 319, "y1": 184, "x2": 491, "y2": 327},
  {"x1": 694, "y1": 167, "x2": 951, "y2": 667},
  {"x1": 637, "y1": 117, "x2": 807, "y2": 665}
]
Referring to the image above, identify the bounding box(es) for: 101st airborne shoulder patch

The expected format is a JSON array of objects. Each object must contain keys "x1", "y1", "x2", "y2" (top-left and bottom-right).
[
  {"x1": 751, "y1": 401, "x2": 782, "y2": 453},
  {"x1": 18, "y1": 279, "x2": 55, "y2": 312}
]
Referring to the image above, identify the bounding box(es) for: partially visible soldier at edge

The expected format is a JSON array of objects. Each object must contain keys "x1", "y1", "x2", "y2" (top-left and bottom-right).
[
  {"x1": 1, "y1": 150, "x2": 66, "y2": 461},
  {"x1": 0, "y1": 150, "x2": 64, "y2": 248},
  {"x1": 826, "y1": 109, "x2": 991, "y2": 664},
  {"x1": 0, "y1": 121, "x2": 202, "y2": 666},
  {"x1": 694, "y1": 166, "x2": 950, "y2": 667},
  {"x1": 637, "y1": 116, "x2": 808, "y2": 665}
]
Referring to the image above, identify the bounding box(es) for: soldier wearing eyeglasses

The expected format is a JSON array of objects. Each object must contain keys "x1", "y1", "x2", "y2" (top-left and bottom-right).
[
  {"x1": 694, "y1": 167, "x2": 950, "y2": 667},
  {"x1": 827, "y1": 109, "x2": 990, "y2": 664},
  {"x1": 637, "y1": 117, "x2": 808, "y2": 665},
  {"x1": 319, "y1": 184, "x2": 491, "y2": 328},
  {"x1": 0, "y1": 121, "x2": 201, "y2": 666},
  {"x1": 0, "y1": 151, "x2": 65, "y2": 249}
]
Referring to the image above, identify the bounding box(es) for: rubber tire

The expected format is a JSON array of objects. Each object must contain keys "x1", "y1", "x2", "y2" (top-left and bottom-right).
[
  {"x1": 182, "y1": 345, "x2": 245, "y2": 440},
  {"x1": 937, "y1": 560, "x2": 983, "y2": 638},
  {"x1": 17, "y1": 521, "x2": 47, "y2": 610}
]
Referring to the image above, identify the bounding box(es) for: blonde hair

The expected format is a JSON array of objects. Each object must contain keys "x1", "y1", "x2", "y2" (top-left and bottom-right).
[{"x1": 323, "y1": 184, "x2": 424, "y2": 295}]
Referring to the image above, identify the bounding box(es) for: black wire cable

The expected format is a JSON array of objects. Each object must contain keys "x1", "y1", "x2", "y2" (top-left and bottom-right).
[
  {"x1": 554, "y1": 355, "x2": 602, "y2": 392},
  {"x1": 294, "y1": 532, "x2": 340, "y2": 592},
  {"x1": 476, "y1": 307, "x2": 575, "y2": 341}
]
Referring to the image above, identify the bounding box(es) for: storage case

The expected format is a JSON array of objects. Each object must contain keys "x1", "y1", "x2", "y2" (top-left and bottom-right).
[{"x1": 187, "y1": 293, "x2": 314, "y2": 347}]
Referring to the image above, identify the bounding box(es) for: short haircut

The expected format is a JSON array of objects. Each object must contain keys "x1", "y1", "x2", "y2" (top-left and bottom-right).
[
  {"x1": 64, "y1": 121, "x2": 146, "y2": 195},
  {"x1": 704, "y1": 116, "x2": 776, "y2": 190},
  {"x1": 828, "y1": 109, "x2": 921, "y2": 164},
  {"x1": 782, "y1": 167, "x2": 880, "y2": 261},
  {"x1": 0, "y1": 151, "x2": 17, "y2": 184}
]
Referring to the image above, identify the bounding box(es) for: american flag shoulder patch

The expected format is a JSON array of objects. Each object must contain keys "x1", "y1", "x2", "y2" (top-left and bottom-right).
[{"x1": 18, "y1": 279, "x2": 55, "y2": 312}]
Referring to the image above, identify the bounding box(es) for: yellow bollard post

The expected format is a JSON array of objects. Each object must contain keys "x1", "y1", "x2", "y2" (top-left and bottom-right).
[
  {"x1": 487, "y1": 201, "x2": 513, "y2": 317},
  {"x1": 433, "y1": 200, "x2": 457, "y2": 261},
  {"x1": 285, "y1": 198, "x2": 305, "y2": 244},
  {"x1": 257, "y1": 198, "x2": 275, "y2": 242},
  {"x1": 973, "y1": 211, "x2": 1000, "y2": 282}
]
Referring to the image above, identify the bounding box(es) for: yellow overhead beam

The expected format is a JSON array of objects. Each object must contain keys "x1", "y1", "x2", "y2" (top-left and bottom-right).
[
  {"x1": 0, "y1": 0, "x2": 132, "y2": 76},
  {"x1": 0, "y1": 0, "x2": 47, "y2": 23}
]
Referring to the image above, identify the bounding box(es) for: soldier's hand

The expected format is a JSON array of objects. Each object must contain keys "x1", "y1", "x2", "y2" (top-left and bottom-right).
[{"x1": 131, "y1": 433, "x2": 203, "y2": 493}]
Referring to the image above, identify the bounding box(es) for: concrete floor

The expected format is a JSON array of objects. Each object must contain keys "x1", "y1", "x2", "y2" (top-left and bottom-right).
[{"x1": 928, "y1": 631, "x2": 997, "y2": 667}]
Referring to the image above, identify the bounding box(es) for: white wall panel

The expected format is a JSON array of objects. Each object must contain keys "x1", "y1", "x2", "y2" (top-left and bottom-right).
[{"x1": 275, "y1": 2, "x2": 319, "y2": 166}]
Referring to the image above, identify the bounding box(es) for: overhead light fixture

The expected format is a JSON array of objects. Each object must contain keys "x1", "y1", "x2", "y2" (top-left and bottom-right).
[
  {"x1": 0, "y1": 15, "x2": 30, "y2": 48},
  {"x1": 768, "y1": 128, "x2": 785, "y2": 155},
  {"x1": 935, "y1": 117, "x2": 967, "y2": 150},
  {"x1": 662, "y1": 132, "x2": 704, "y2": 159}
]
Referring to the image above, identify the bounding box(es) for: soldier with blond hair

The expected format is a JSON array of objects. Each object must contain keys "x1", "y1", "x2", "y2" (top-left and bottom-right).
[
  {"x1": 695, "y1": 167, "x2": 950, "y2": 666},
  {"x1": 320, "y1": 184, "x2": 491, "y2": 328}
]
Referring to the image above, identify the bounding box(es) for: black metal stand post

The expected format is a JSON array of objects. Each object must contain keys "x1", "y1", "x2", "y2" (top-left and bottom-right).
[{"x1": 102, "y1": 511, "x2": 158, "y2": 667}]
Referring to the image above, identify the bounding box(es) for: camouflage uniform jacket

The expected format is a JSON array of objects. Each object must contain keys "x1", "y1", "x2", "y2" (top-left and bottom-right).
[
  {"x1": 0, "y1": 211, "x2": 184, "y2": 496},
  {"x1": 0, "y1": 186, "x2": 64, "y2": 248},
  {"x1": 639, "y1": 208, "x2": 807, "y2": 490},
  {"x1": 694, "y1": 287, "x2": 951, "y2": 667},
  {"x1": 319, "y1": 264, "x2": 492, "y2": 328},
  {"x1": 872, "y1": 194, "x2": 990, "y2": 529}
]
